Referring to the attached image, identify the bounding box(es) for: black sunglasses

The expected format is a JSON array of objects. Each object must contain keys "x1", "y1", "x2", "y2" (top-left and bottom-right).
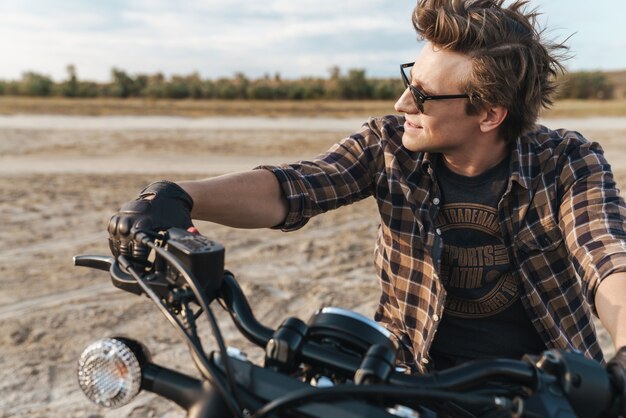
[{"x1": 400, "y1": 62, "x2": 470, "y2": 113}]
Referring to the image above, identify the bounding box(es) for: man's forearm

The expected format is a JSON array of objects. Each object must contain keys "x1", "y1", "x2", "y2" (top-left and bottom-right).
[
  {"x1": 177, "y1": 169, "x2": 288, "y2": 229},
  {"x1": 596, "y1": 272, "x2": 626, "y2": 349}
]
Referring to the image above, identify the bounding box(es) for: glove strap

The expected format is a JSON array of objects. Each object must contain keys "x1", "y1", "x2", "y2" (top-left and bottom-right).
[{"x1": 139, "y1": 180, "x2": 194, "y2": 211}]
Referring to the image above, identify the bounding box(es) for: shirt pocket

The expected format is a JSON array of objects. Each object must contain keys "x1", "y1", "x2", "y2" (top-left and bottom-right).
[{"x1": 516, "y1": 217, "x2": 564, "y2": 254}]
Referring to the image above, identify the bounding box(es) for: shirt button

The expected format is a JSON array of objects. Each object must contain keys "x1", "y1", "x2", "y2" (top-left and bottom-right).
[
  {"x1": 433, "y1": 314, "x2": 439, "y2": 321},
  {"x1": 433, "y1": 198, "x2": 440, "y2": 205}
]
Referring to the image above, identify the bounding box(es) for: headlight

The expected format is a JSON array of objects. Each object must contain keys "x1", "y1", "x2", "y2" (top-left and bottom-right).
[{"x1": 77, "y1": 338, "x2": 143, "y2": 408}]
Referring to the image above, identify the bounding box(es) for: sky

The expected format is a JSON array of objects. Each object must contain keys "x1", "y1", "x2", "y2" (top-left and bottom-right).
[{"x1": 0, "y1": 0, "x2": 624, "y2": 83}]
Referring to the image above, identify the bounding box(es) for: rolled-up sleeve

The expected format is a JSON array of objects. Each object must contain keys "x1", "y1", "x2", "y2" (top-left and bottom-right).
[
  {"x1": 256, "y1": 117, "x2": 387, "y2": 231},
  {"x1": 558, "y1": 138, "x2": 626, "y2": 311}
]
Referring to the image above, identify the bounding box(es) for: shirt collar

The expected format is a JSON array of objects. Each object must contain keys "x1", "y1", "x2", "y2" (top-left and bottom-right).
[
  {"x1": 509, "y1": 134, "x2": 531, "y2": 190},
  {"x1": 416, "y1": 134, "x2": 533, "y2": 191}
]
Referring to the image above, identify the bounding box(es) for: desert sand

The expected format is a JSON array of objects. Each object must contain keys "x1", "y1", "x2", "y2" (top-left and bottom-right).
[{"x1": 1, "y1": 114, "x2": 624, "y2": 417}]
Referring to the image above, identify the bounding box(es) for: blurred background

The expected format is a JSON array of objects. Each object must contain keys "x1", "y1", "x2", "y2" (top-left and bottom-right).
[{"x1": 0, "y1": 0, "x2": 625, "y2": 105}]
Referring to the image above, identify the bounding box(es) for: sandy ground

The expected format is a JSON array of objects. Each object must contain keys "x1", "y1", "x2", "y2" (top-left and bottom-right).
[{"x1": 1, "y1": 115, "x2": 624, "y2": 417}]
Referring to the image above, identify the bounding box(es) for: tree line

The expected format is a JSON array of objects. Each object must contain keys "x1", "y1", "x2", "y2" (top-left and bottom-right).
[
  {"x1": 0, "y1": 65, "x2": 404, "y2": 100},
  {"x1": 0, "y1": 64, "x2": 615, "y2": 100}
]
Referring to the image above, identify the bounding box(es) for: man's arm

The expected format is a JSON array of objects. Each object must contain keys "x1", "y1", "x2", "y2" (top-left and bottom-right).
[
  {"x1": 178, "y1": 169, "x2": 288, "y2": 229},
  {"x1": 596, "y1": 272, "x2": 626, "y2": 349},
  {"x1": 555, "y1": 137, "x2": 626, "y2": 349},
  {"x1": 180, "y1": 117, "x2": 388, "y2": 231}
]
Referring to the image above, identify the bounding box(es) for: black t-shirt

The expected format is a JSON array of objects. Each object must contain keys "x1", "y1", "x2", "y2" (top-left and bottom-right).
[{"x1": 429, "y1": 154, "x2": 546, "y2": 370}]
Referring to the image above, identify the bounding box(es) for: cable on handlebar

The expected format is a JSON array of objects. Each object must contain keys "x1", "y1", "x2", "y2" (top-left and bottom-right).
[
  {"x1": 135, "y1": 232, "x2": 241, "y2": 399},
  {"x1": 118, "y1": 252, "x2": 244, "y2": 418},
  {"x1": 251, "y1": 384, "x2": 515, "y2": 418}
]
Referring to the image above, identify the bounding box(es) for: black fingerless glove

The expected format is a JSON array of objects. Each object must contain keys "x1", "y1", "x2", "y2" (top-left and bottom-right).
[
  {"x1": 607, "y1": 346, "x2": 626, "y2": 417},
  {"x1": 108, "y1": 181, "x2": 194, "y2": 264}
]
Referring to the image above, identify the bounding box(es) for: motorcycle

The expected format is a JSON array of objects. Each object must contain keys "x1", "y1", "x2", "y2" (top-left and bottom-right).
[{"x1": 74, "y1": 227, "x2": 624, "y2": 417}]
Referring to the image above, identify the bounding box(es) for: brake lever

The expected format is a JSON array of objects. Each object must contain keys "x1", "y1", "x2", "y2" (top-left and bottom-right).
[
  {"x1": 73, "y1": 254, "x2": 114, "y2": 271},
  {"x1": 74, "y1": 254, "x2": 145, "y2": 296}
]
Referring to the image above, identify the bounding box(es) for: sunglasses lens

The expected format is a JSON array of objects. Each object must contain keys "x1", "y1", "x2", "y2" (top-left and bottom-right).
[
  {"x1": 411, "y1": 89, "x2": 424, "y2": 113},
  {"x1": 401, "y1": 64, "x2": 425, "y2": 113}
]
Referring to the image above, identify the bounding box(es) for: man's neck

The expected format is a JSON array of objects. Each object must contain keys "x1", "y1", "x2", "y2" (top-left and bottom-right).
[{"x1": 441, "y1": 138, "x2": 510, "y2": 177}]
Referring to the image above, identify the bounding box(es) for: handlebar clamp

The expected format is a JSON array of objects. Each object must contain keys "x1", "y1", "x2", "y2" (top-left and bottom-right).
[
  {"x1": 354, "y1": 344, "x2": 397, "y2": 385},
  {"x1": 265, "y1": 317, "x2": 309, "y2": 373}
]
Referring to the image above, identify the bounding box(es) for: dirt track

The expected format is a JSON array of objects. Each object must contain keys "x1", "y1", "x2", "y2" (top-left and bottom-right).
[{"x1": 0, "y1": 115, "x2": 624, "y2": 417}]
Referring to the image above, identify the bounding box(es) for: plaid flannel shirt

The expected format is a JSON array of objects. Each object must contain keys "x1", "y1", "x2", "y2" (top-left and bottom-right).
[{"x1": 258, "y1": 115, "x2": 626, "y2": 373}]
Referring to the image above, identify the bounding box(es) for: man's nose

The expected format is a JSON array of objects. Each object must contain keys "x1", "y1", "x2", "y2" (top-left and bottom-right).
[{"x1": 394, "y1": 88, "x2": 418, "y2": 114}]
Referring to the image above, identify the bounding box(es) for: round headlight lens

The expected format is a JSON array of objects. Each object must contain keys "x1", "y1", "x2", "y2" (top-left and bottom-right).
[{"x1": 77, "y1": 338, "x2": 142, "y2": 408}]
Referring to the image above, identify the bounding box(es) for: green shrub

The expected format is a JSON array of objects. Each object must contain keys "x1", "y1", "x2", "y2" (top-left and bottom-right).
[
  {"x1": 110, "y1": 68, "x2": 139, "y2": 98},
  {"x1": 19, "y1": 72, "x2": 54, "y2": 96},
  {"x1": 166, "y1": 76, "x2": 190, "y2": 99},
  {"x1": 142, "y1": 73, "x2": 166, "y2": 99},
  {"x1": 76, "y1": 82, "x2": 100, "y2": 97},
  {"x1": 558, "y1": 71, "x2": 615, "y2": 100},
  {"x1": 62, "y1": 64, "x2": 79, "y2": 97}
]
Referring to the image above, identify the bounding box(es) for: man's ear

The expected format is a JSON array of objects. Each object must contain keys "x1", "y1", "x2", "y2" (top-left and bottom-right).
[{"x1": 479, "y1": 105, "x2": 508, "y2": 133}]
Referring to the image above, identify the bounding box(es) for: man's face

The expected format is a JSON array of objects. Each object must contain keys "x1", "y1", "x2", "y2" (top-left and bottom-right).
[{"x1": 394, "y1": 42, "x2": 483, "y2": 153}]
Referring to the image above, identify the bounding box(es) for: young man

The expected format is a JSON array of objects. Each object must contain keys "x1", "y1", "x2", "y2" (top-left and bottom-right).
[{"x1": 108, "y1": 0, "x2": 626, "y2": 406}]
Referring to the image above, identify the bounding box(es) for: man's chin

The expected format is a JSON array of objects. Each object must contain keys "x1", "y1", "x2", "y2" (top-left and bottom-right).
[{"x1": 401, "y1": 135, "x2": 425, "y2": 153}]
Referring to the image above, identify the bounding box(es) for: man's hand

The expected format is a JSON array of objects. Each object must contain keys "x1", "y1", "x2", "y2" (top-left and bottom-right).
[
  {"x1": 107, "y1": 181, "x2": 194, "y2": 263},
  {"x1": 607, "y1": 346, "x2": 626, "y2": 416}
]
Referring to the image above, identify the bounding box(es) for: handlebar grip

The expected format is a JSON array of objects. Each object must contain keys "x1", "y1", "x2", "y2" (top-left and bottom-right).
[
  {"x1": 606, "y1": 357, "x2": 626, "y2": 417},
  {"x1": 143, "y1": 363, "x2": 201, "y2": 405},
  {"x1": 533, "y1": 350, "x2": 615, "y2": 417}
]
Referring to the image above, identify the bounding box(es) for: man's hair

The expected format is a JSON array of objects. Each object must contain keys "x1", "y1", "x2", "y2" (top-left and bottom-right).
[{"x1": 412, "y1": 0, "x2": 568, "y2": 141}]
